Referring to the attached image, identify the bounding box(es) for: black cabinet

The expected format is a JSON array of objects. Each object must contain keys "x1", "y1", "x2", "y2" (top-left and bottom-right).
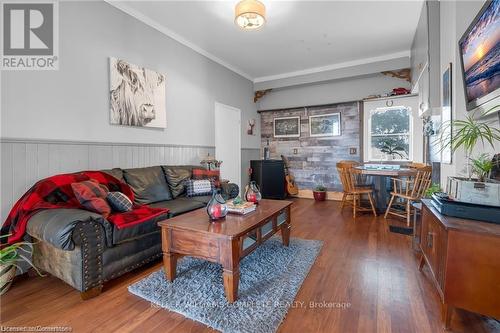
[{"x1": 250, "y1": 160, "x2": 286, "y2": 199}]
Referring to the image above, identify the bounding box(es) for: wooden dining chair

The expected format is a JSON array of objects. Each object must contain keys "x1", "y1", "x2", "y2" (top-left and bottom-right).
[
  {"x1": 407, "y1": 162, "x2": 427, "y2": 169},
  {"x1": 384, "y1": 165, "x2": 432, "y2": 226},
  {"x1": 337, "y1": 161, "x2": 377, "y2": 218},
  {"x1": 337, "y1": 160, "x2": 373, "y2": 187}
]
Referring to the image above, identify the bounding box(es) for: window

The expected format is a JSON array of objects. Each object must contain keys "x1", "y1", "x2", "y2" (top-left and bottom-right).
[
  {"x1": 363, "y1": 96, "x2": 422, "y2": 163},
  {"x1": 367, "y1": 107, "x2": 412, "y2": 161}
]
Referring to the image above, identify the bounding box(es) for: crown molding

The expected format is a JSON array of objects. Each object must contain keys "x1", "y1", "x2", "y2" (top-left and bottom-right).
[
  {"x1": 104, "y1": 0, "x2": 254, "y2": 81},
  {"x1": 253, "y1": 51, "x2": 411, "y2": 83}
]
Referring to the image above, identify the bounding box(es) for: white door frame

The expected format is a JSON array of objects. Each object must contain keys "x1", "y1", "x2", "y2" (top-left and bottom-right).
[{"x1": 214, "y1": 102, "x2": 241, "y2": 190}]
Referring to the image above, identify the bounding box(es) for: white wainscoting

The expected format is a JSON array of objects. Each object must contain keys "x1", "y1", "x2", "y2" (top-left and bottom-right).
[{"x1": 0, "y1": 139, "x2": 215, "y2": 222}]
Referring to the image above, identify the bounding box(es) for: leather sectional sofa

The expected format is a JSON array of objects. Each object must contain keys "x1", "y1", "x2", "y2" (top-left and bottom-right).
[{"x1": 25, "y1": 165, "x2": 238, "y2": 299}]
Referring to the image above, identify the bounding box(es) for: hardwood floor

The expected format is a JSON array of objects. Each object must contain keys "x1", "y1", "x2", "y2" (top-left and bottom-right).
[{"x1": 1, "y1": 198, "x2": 498, "y2": 332}]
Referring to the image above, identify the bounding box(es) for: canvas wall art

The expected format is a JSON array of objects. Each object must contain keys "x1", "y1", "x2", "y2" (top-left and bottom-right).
[
  {"x1": 273, "y1": 116, "x2": 300, "y2": 138},
  {"x1": 309, "y1": 113, "x2": 341, "y2": 137},
  {"x1": 459, "y1": 0, "x2": 500, "y2": 110},
  {"x1": 109, "y1": 57, "x2": 166, "y2": 128}
]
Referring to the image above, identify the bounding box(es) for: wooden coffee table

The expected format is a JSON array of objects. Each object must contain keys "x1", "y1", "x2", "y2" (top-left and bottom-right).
[{"x1": 158, "y1": 199, "x2": 292, "y2": 303}]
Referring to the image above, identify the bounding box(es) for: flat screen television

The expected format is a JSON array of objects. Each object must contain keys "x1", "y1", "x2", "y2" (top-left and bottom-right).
[{"x1": 459, "y1": 0, "x2": 500, "y2": 111}]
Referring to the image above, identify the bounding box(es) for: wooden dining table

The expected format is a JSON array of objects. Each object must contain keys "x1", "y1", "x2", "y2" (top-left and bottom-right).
[{"x1": 354, "y1": 165, "x2": 417, "y2": 212}]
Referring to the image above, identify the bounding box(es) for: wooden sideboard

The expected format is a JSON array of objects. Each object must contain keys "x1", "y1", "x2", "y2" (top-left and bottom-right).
[{"x1": 419, "y1": 199, "x2": 500, "y2": 329}]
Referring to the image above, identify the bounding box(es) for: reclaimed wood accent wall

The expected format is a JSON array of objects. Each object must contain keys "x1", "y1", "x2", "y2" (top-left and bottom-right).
[{"x1": 260, "y1": 101, "x2": 362, "y2": 191}]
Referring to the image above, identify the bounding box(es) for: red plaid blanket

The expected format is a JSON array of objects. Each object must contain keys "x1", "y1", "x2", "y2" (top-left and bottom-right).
[{"x1": 1, "y1": 171, "x2": 168, "y2": 245}]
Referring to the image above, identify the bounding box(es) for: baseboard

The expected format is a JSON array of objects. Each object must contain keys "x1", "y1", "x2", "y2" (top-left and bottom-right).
[{"x1": 292, "y1": 189, "x2": 343, "y2": 201}]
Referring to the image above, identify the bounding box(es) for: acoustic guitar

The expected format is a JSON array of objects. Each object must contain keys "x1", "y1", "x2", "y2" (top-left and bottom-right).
[{"x1": 281, "y1": 155, "x2": 299, "y2": 196}]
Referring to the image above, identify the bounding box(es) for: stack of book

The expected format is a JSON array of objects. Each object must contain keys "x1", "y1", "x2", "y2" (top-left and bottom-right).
[{"x1": 226, "y1": 200, "x2": 256, "y2": 215}]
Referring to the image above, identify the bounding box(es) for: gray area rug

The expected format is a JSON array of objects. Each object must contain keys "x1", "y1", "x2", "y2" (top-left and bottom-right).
[{"x1": 128, "y1": 236, "x2": 322, "y2": 333}]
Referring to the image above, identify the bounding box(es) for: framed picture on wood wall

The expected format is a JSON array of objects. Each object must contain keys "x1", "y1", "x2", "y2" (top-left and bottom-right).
[
  {"x1": 309, "y1": 113, "x2": 341, "y2": 137},
  {"x1": 273, "y1": 116, "x2": 301, "y2": 138}
]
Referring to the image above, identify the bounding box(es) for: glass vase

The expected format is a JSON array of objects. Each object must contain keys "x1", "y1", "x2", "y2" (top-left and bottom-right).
[
  {"x1": 245, "y1": 181, "x2": 262, "y2": 204},
  {"x1": 206, "y1": 189, "x2": 228, "y2": 221}
]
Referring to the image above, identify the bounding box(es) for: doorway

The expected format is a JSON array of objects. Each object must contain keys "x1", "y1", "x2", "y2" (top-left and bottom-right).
[{"x1": 215, "y1": 102, "x2": 241, "y2": 191}]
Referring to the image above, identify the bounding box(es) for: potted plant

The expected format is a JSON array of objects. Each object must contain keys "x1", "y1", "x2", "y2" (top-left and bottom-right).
[
  {"x1": 0, "y1": 235, "x2": 42, "y2": 295},
  {"x1": 436, "y1": 108, "x2": 500, "y2": 205},
  {"x1": 470, "y1": 153, "x2": 494, "y2": 182},
  {"x1": 313, "y1": 185, "x2": 327, "y2": 201},
  {"x1": 424, "y1": 183, "x2": 442, "y2": 198},
  {"x1": 438, "y1": 109, "x2": 500, "y2": 178}
]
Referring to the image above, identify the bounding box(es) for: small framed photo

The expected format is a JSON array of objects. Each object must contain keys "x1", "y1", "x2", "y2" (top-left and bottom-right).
[
  {"x1": 309, "y1": 113, "x2": 341, "y2": 137},
  {"x1": 273, "y1": 116, "x2": 300, "y2": 138}
]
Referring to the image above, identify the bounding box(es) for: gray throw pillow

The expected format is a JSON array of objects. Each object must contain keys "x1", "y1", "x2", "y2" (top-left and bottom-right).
[
  {"x1": 101, "y1": 168, "x2": 125, "y2": 182},
  {"x1": 123, "y1": 166, "x2": 173, "y2": 204},
  {"x1": 163, "y1": 167, "x2": 192, "y2": 198}
]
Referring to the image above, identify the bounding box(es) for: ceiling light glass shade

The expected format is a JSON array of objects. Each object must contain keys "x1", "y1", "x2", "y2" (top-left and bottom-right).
[{"x1": 235, "y1": 0, "x2": 266, "y2": 30}]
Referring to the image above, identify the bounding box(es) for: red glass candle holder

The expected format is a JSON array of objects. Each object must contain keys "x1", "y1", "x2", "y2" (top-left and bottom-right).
[
  {"x1": 206, "y1": 190, "x2": 228, "y2": 221},
  {"x1": 245, "y1": 181, "x2": 262, "y2": 204}
]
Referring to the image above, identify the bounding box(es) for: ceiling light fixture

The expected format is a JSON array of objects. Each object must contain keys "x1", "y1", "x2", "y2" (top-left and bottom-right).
[{"x1": 235, "y1": 0, "x2": 266, "y2": 30}]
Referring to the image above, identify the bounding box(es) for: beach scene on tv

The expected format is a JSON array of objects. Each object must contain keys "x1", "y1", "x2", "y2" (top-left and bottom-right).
[{"x1": 460, "y1": 0, "x2": 500, "y2": 103}]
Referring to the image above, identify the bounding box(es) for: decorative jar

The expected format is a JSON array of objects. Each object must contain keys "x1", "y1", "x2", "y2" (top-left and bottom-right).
[
  {"x1": 245, "y1": 181, "x2": 262, "y2": 204},
  {"x1": 206, "y1": 189, "x2": 228, "y2": 221}
]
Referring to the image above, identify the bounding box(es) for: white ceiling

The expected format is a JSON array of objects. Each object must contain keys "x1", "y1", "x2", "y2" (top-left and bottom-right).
[{"x1": 111, "y1": 1, "x2": 423, "y2": 82}]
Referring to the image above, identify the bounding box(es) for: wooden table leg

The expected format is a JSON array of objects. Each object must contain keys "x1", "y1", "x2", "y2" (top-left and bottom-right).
[
  {"x1": 161, "y1": 227, "x2": 177, "y2": 282},
  {"x1": 223, "y1": 267, "x2": 240, "y2": 303},
  {"x1": 221, "y1": 238, "x2": 240, "y2": 303},
  {"x1": 281, "y1": 223, "x2": 291, "y2": 247},
  {"x1": 163, "y1": 253, "x2": 177, "y2": 282}
]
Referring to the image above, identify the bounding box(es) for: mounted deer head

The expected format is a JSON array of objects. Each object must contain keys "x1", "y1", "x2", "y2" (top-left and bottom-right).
[{"x1": 247, "y1": 119, "x2": 256, "y2": 135}]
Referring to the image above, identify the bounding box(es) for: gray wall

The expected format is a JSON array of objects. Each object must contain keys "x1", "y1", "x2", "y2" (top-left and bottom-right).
[
  {"x1": 256, "y1": 73, "x2": 410, "y2": 111},
  {"x1": 1, "y1": 1, "x2": 260, "y2": 149},
  {"x1": 1, "y1": 1, "x2": 262, "y2": 218},
  {"x1": 439, "y1": 0, "x2": 500, "y2": 187}
]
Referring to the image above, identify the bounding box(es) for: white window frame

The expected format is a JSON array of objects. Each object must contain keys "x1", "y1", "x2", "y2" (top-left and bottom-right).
[
  {"x1": 363, "y1": 95, "x2": 423, "y2": 163},
  {"x1": 367, "y1": 106, "x2": 413, "y2": 162}
]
